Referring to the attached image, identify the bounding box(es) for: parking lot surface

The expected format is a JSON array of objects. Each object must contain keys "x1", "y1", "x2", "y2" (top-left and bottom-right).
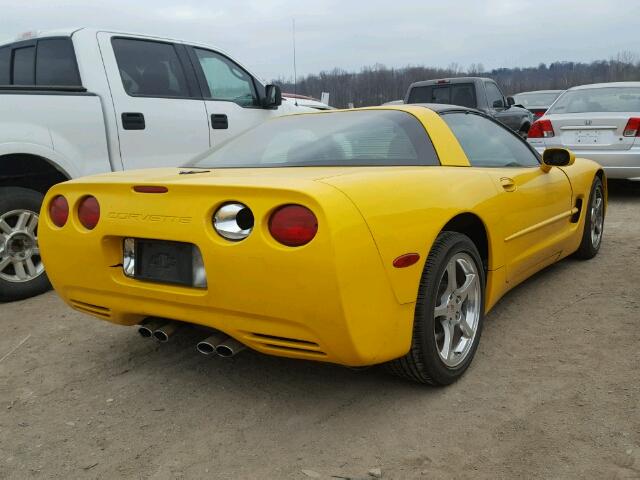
[{"x1": 1, "y1": 181, "x2": 639, "y2": 480}]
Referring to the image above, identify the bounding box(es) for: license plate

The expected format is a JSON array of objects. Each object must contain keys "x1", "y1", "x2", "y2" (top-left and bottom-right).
[
  {"x1": 123, "y1": 238, "x2": 206, "y2": 288},
  {"x1": 575, "y1": 130, "x2": 600, "y2": 144}
]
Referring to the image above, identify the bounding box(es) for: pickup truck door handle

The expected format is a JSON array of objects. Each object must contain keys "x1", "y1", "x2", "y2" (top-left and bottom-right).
[
  {"x1": 121, "y1": 112, "x2": 145, "y2": 130},
  {"x1": 211, "y1": 114, "x2": 228, "y2": 129},
  {"x1": 500, "y1": 177, "x2": 516, "y2": 192}
]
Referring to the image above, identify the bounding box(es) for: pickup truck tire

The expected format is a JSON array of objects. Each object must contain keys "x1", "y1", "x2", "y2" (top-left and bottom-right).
[{"x1": 0, "y1": 187, "x2": 51, "y2": 302}]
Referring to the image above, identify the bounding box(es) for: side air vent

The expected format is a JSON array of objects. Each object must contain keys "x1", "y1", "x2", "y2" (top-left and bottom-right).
[
  {"x1": 571, "y1": 198, "x2": 583, "y2": 223},
  {"x1": 69, "y1": 300, "x2": 111, "y2": 318}
]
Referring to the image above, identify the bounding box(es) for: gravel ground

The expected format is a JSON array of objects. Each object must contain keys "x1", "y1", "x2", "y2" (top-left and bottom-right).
[{"x1": 1, "y1": 181, "x2": 639, "y2": 480}]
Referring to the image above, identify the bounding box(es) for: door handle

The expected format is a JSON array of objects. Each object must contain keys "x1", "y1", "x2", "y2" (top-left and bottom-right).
[
  {"x1": 211, "y1": 114, "x2": 228, "y2": 130},
  {"x1": 500, "y1": 177, "x2": 516, "y2": 192},
  {"x1": 121, "y1": 112, "x2": 145, "y2": 130}
]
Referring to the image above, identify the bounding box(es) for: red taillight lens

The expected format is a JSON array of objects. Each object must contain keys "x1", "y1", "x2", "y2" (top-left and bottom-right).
[
  {"x1": 49, "y1": 195, "x2": 69, "y2": 227},
  {"x1": 534, "y1": 110, "x2": 545, "y2": 118},
  {"x1": 528, "y1": 119, "x2": 555, "y2": 138},
  {"x1": 78, "y1": 196, "x2": 100, "y2": 230},
  {"x1": 623, "y1": 117, "x2": 640, "y2": 137},
  {"x1": 269, "y1": 205, "x2": 318, "y2": 247}
]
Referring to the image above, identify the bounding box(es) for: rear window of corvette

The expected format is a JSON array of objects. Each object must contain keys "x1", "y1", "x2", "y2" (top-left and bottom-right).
[{"x1": 188, "y1": 110, "x2": 440, "y2": 168}]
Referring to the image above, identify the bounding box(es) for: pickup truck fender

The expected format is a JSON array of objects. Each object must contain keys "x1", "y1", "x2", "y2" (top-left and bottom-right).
[{"x1": 0, "y1": 142, "x2": 78, "y2": 179}]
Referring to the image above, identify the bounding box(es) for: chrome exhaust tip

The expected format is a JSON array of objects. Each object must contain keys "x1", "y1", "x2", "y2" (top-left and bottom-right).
[
  {"x1": 215, "y1": 337, "x2": 246, "y2": 358},
  {"x1": 196, "y1": 333, "x2": 229, "y2": 355},
  {"x1": 137, "y1": 319, "x2": 164, "y2": 339},
  {"x1": 153, "y1": 322, "x2": 180, "y2": 343}
]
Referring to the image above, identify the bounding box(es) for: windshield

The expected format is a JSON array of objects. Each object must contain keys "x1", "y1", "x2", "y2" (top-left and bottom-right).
[
  {"x1": 547, "y1": 87, "x2": 640, "y2": 114},
  {"x1": 188, "y1": 110, "x2": 440, "y2": 168},
  {"x1": 514, "y1": 91, "x2": 562, "y2": 107}
]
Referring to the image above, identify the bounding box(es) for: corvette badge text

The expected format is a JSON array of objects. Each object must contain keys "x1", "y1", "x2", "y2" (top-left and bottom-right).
[{"x1": 107, "y1": 212, "x2": 192, "y2": 224}]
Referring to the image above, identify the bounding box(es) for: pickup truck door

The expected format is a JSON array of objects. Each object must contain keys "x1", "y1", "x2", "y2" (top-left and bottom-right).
[
  {"x1": 97, "y1": 33, "x2": 210, "y2": 169},
  {"x1": 484, "y1": 81, "x2": 519, "y2": 131},
  {"x1": 186, "y1": 46, "x2": 278, "y2": 148}
]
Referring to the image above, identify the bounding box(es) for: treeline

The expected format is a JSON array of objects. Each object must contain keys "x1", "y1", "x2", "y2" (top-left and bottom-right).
[{"x1": 274, "y1": 52, "x2": 640, "y2": 108}]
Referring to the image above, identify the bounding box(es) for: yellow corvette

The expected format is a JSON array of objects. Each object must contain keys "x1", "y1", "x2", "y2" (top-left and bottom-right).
[{"x1": 39, "y1": 105, "x2": 606, "y2": 385}]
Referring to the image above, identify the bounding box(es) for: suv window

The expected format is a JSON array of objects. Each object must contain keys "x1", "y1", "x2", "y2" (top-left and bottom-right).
[
  {"x1": 0, "y1": 47, "x2": 9, "y2": 84},
  {"x1": 485, "y1": 82, "x2": 504, "y2": 109},
  {"x1": 194, "y1": 48, "x2": 257, "y2": 107},
  {"x1": 13, "y1": 46, "x2": 35, "y2": 85},
  {"x1": 442, "y1": 112, "x2": 539, "y2": 167},
  {"x1": 35, "y1": 39, "x2": 81, "y2": 86},
  {"x1": 407, "y1": 83, "x2": 476, "y2": 108},
  {"x1": 112, "y1": 38, "x2": 190, "y2": 98}
]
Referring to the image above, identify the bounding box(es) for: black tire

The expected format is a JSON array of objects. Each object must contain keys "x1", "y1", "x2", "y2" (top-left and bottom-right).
[
  {"x1": 574, "y1": 176, "x2": 605, "y2": 260},
  {"x1": 385, "y1": 232, "x2": 486, "y2": 386},
  {"x1": 518, "y1": 124, "x2": 530, "y2": 139},
  {"x1": 0, "y1": 187, "x2": 51, "y2": 302}
]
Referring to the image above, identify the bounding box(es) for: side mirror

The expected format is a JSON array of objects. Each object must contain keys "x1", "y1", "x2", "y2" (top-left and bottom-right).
[
  {"x1": 541, "y1": 148, "x2": 575, "y2": 172},
  {"x1": 507, "y1": 96, "x2": 515, "y2": 106},
  {"x1": 492, "y1": 99, "x2": 505, "y2": 109},
  {"x1": 263, "y1": 84, "x2": 282, "y2": 109}
]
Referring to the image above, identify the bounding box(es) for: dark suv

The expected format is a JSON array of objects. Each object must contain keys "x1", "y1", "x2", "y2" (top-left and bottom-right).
[{"x1": 404, "y1": 77, "x2": 533, "y2": 137}]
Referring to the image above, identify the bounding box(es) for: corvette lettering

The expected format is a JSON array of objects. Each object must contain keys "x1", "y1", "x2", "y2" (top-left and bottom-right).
[{"x1": 107, "y1": 212, "x2": 192, "y2": 224}]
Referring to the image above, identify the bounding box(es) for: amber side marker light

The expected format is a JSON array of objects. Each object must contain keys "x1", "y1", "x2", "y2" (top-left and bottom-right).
[
  {"x1": 133, "y1": 185, "x2": 168, "y2": 193},
  {"x1": 393, "y1": 253, "x2": 420, "y2": 268}
]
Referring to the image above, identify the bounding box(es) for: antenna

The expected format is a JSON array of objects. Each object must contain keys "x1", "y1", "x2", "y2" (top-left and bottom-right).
[{"x1": 292, "y1": 18, "x2": 298, "y2": 106}]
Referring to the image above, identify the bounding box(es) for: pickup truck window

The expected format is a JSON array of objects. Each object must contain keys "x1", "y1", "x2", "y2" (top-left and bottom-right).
[
  {"x1": 35, "y1": 39, "x2": 81, "y2": 86},
  {"x1": 408, "y1": 83, "x2": 476, "y2": 108},
  {"x1": 442, "y1": 112, "x2": 539, "y2": 167},
  {"x1": 0, "y1": 47, "x2": 9, "y2": 84},
  {"x1": 485, "y1": 82, "x2": 504, "y2": 108},
  {"x1": 112, "y1": 38, "x2": 191, "y2": 98},
  {"x1": 194, "y1": 48, "x2": 258, "y2": 107},
  {"x1": 12, "y1": 46, "x2": 35, "y2": 85}
]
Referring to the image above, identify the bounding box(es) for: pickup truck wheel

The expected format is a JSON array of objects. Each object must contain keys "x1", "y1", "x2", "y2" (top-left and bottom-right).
[
  {"x1": 385, "y1": 232, "x2": 485, "y2": 385},
  {"x1": 0, "y1": 187, "x2": 51, "y2": 302}
]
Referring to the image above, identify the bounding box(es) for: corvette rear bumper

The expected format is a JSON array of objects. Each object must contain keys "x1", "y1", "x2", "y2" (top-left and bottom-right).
[{"x1": 39, "y1": 178, "x2": 417, "y2": 367}]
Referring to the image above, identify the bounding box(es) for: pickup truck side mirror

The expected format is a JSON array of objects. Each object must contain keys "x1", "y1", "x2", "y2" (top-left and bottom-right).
[
  {"x1": 492, "y1": 99, "x2": 505, "y2": 109},
  {"x1": 263, "y1": 84, "x2": 282, "y2": 109},
  {"x1": 541, "y1": 148, "x2": 575, "y2": 172},
  {"x1": 507, "y1": 96, "x2": 515, "y2": 106}
]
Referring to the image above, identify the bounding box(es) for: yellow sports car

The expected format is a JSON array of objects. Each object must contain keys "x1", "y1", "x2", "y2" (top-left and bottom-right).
[{"x1": 39, "y1": 105, "x2": 606, "y2": 385}]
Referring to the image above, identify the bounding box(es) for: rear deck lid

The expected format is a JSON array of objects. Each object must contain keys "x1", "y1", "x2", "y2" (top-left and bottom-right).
[{"x1": 545, "y1": 86, "x2": 640, "y2": 151}]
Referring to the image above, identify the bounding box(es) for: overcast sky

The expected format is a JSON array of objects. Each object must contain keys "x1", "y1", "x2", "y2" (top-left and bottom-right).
[{"x1": 1, "y1": 0, "x2": 639, "y2": 82}]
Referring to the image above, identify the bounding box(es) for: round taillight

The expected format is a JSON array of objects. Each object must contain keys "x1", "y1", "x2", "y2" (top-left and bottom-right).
[
  {"x1": 269, "y1": 205, "x2": 318, "y2": 247},
  {"x1": 78, "y1": 196, "x2": 100, "y2": 230},
  {"x1": 213, "y1": 202, "x2": 254, "y2": 241},
  {"x1": 49, "y1": 195, "x2": 69, "y2": 227}
]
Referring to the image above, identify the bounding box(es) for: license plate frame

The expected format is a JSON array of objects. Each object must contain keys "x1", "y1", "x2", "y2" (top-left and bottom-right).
[{"x1": 124, "y1": 238, "x2": 195, "y2": 287}]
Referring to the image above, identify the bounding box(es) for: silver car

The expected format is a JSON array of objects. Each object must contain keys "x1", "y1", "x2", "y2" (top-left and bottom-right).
[{"x1": 527, "y1": 82, "x2": 640, "y2": 180}]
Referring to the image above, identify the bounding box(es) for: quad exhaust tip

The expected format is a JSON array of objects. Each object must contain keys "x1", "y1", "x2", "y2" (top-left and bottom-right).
[
  {"x1": 196, "y1": 333, "x2": 246, "y2": 357},
  {"x1": 153, "y1": 322, "x2": 180, "y2": 343},
  {"x1": 138, "y1": 319, "x2": 165, "y2": 339},
  {"x1": 196, "y1": 333, "x2": 229, "y2": 355}
]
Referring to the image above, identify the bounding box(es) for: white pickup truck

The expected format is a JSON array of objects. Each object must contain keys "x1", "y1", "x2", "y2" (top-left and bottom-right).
[{"x1": 0, "y1": 28, "x2": 309, "y2": 302}]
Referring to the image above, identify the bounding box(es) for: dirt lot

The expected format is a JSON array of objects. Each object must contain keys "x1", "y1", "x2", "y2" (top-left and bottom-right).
[{"x1": 1, "y1": 181, "x2": 639, "y2": 480}]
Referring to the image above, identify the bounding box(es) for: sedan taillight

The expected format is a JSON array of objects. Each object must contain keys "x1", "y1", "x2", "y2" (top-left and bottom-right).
[
  {"x1": 78, "y1": 196, "x2": 100, "y2": 230},
  {"x1": 623, "y1": 117, "x2": 640, "y2": 137},
  {"x1": 269, "y1": 205, "x2": 318, "y2": 247},
  {"x1": 49, "y1": 195, "x2": 69, "y2": 227},
  {"x1": 528, "y1": 119, "x2": 555, "y2": 138}
]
